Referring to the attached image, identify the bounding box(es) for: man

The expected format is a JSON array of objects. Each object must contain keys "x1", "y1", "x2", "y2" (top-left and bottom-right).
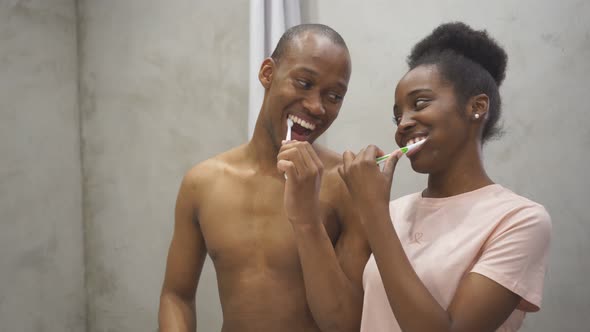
[{"x1": 159, "y1": 24, "x2": 369, "y2": 332}]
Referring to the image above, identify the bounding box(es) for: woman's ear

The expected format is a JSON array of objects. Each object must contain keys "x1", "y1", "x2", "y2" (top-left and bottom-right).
[
  {"x1": 468, "y1": 94, "x2": 490, "y2": 121},
  {"x1": 258, "y1": 58, "x2": 276, "y2": 89}
]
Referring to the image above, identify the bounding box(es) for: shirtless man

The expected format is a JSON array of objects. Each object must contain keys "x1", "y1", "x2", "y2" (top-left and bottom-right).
[{"x1": 158, "y1": 24, "x2": 369, "y2": 332}]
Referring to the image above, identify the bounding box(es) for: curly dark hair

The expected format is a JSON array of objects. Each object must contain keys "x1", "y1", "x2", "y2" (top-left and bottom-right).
[{"x1": 407, "y1": 22, "x2": 508, "y2": 142}]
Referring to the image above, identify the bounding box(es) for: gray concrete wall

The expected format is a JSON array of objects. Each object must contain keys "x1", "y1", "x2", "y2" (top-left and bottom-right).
[
  {"x1": 305, "y1": 0, "x2": 590, "y2": 331},
  {"x1": 77, "y1": 1, "x2": 248, "y2": 330},
  {"x1": 0, "y1": 0, "x2": 85, "y2": 331},
  {"x1": 2, "y1": 1, "x2": 587, "y2": 331}
]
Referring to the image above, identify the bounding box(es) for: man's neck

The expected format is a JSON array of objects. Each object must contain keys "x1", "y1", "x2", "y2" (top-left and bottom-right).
[{"x1": 246, "y1": 122, "x2": 283, "y2": 175}]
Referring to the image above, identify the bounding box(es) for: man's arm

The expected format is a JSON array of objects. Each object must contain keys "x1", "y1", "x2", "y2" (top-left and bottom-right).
[
  {"x1": 159, "y1": 172, "x2": 207, "y2": 332},
  {"x1": 277, "y1": 142, "x2": 370, "y2": 332},
  {"x1": 292, "y1": 182, "x2": 370, "y2": 332}
]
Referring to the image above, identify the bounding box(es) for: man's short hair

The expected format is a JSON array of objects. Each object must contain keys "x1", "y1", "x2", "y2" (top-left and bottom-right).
[{"x1": 270, "y1": 24, "x2": 348, "y2": 63}]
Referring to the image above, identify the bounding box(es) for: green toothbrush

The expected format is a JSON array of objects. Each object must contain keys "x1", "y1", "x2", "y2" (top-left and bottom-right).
[{"x1": 376, "y1": 139, "x2": 427, "y2": 164}]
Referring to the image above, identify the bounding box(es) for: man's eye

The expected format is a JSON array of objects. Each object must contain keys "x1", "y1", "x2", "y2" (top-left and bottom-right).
[{"x1": 327, "y1": 93, "x2": 343, "y2": 103}]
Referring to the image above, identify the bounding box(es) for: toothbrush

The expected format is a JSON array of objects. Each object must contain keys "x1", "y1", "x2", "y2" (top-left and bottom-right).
[
  {"x1": 376, "y1": 139, "x2": 427, "y2": 164},
  {"x1": 286, "y1": 118, "x2": 293, "y2": 141},
  {"x1": 283, "y1": 118, "x2": 294, "y2": 179}
]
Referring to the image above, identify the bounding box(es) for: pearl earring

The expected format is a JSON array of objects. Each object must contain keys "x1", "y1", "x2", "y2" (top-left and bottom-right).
[{"x1": 474, "y1": 113, "x2": 480, "y2": 119}]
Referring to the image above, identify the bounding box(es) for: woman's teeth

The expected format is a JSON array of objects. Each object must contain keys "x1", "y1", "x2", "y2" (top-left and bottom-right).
[
  {"x1": 288, "y1": 114, "x2": 316, "y2": 131},
  {"x1": 407, "y1": 136, "x2": 427, "y2": 146}
]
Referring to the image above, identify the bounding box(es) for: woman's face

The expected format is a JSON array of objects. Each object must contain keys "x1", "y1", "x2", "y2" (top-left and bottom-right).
[{"x1": 393, "y1": 64, "x2": 471, "y2": 174}]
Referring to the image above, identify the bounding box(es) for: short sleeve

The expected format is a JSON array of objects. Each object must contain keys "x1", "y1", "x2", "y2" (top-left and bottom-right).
[{"x1": 470, "y1": 204, "x2": 552, "y2": 312}]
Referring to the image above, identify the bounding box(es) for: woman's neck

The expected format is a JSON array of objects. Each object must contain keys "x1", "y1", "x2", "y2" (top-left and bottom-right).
[{"x1": 424, "y1": 144, "x2": 493, "y2": 198}]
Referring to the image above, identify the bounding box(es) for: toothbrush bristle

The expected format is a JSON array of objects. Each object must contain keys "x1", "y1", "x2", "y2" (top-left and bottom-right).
[
  {"x1": 414, "y1": 139, "x2": 426, "y2": 146},
  {"x1": 404, "y1": 139, "x2": 427, "y2": 153},
  {"x1": 286, "y1": 118, "x2": 293, "y2": 141}
]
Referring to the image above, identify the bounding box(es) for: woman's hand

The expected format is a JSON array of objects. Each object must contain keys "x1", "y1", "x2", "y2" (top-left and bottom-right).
[{"x1": 338, "y1": 145, "x2": 402, "y2": 218}]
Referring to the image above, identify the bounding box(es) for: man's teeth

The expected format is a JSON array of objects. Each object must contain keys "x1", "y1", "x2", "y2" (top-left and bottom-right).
[
  {"x1": 407, "y1": 136, "x2": 427, "y2": 146},
  {"x1": 288, "y1": 114, "x2": 316, "y2": 131}
]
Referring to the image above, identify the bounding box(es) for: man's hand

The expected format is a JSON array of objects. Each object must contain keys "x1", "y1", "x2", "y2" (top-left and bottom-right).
[{"x1": 277, "y1": 141, "x2": 324, "y2": 226}]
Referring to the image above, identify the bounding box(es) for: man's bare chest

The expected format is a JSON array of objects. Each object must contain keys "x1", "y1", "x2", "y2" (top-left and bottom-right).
[{"x1": 197, "y1": 180, "x2": 339, "y2": 270}]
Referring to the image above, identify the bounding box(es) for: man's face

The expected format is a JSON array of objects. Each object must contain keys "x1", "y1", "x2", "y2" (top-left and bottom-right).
[{"x1": 260, "y1": 33, "x2": 351, "y2": 148}]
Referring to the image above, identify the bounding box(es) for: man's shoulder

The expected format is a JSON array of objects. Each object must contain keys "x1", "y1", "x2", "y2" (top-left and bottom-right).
[
  {"x1": 313, "y1": 143, "x2": 342, "y2": 170},
  {"x1": 183, "y1": 144, "x2": 248, "y2": 187},
  {"x1": 314, "y1": 144, "x2": 351, "y2": 210}
]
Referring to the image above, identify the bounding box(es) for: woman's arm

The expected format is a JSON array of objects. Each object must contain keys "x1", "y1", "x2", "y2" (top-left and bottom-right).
[{"x1": 339, "y1": 145, "x2": 547, "y2": 332}]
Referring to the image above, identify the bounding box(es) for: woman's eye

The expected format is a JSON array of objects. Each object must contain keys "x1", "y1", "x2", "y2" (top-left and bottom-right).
[
  {"x1": 297, "y1": 80, "x2": 312, "y2": 89},
  {"x1": 415, "y1": 99, "x2": 429, "y2": 108}
]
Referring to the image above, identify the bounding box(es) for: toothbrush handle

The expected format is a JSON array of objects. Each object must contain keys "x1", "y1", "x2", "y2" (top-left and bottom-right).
[
  {"x1": 376, "y1": 153, "x2": 391, "y2": 164},
  {"x1": 376, "y1": 147, "x2": 409, "y2": 164}
]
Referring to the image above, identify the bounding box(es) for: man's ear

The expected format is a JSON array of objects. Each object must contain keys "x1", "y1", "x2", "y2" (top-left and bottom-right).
[
  {"x1": 467, "y1": 93, "x2": 490, "y2": 121},
  {"x1": 258, "y1": 57, "x2": 276, "y2": 89}
]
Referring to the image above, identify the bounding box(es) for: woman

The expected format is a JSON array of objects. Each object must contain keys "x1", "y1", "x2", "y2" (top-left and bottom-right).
[{"x1": 339, "y1": 22, "x2": 551, "y2": 332}]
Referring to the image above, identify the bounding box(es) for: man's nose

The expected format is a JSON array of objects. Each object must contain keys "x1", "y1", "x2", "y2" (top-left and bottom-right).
[{"x1": 302, "y1": 92, "x2": 325, "y2": 116}]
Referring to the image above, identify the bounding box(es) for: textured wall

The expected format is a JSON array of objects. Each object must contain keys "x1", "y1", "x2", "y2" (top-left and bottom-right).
[
  {"x1": 77, "y1": 1, "x2": 248, "y2": 330},
  {"x1": 0, "y1": 0, "x2": 85, "y2": 331},
  {"x1": 2, "y1": 1, "x2": 587, "y2": 331},
  {"x1": 306, "y1": 0, "x2": 590, "y2": 331}
]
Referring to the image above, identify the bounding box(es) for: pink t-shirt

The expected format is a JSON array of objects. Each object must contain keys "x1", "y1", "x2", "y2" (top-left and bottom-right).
[{"x1": 360, "y1": 184, "x2": 551, "y2": 332}]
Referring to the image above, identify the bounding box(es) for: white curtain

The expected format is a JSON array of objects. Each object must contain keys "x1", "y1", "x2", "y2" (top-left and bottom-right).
[{"x1": 248, "y1": 0, "x2": 301, "y2": 139}]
